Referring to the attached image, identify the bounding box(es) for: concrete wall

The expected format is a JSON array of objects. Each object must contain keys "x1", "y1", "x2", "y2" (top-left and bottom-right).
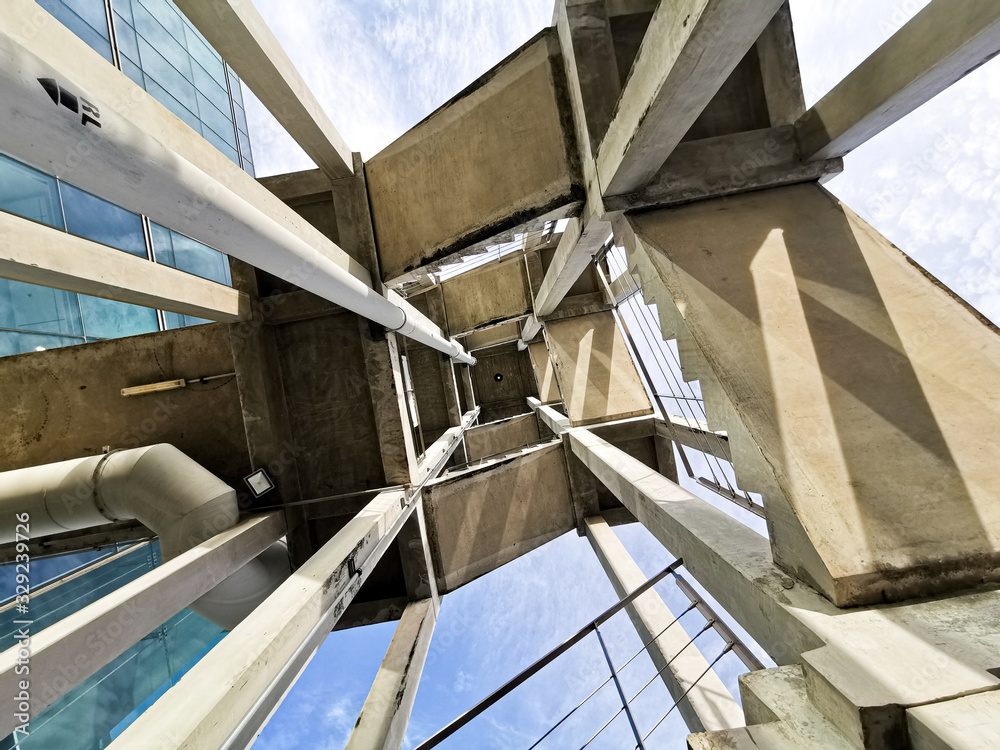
[
  {"x1": 0, "y1": 324, "x2": 250, "y2": 487},
  {"x1": 471, "y1": 343, "x2": 539, "y2": 423},
  {"x1": 440, "y1": 260, "x2": 532, "y2": 335},
  {"x1": 464, "y1": 413, "x2": 541, "y2": 461},
  {"x1": 423, "y1": 442, "x2": 573, "y2": 592},
  {"x1": 366, "y1": 29, "x2": 583, "y2": 281},
  {"x1": 545, "y1": 310, "x2": 653, "y2": 426}
]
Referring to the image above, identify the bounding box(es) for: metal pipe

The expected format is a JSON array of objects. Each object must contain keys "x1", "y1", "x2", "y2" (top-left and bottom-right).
[
  {"x1": 0, "y1": 445, "x2": 290, "y2": 630},
  {"x1": 0, "y1": 7, "x2": 474, "y2": 365}
]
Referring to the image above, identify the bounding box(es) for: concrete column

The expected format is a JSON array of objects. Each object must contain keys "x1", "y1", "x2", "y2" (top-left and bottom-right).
[
  {"x1": 585, "y1": 516, "x2": 744, "y2": 733},
  {"x1": 108, "y1": 491, "x2": 414, "y2": 749},
  {"x1": 459, "y1": 364, "x2": 476, "y2": 412},
  {"x1": 346, "y1": 599, "x2": 437, "y2": 750},
  {"x1": 0, "y1": 513, "x2": 284, "y2": 738}
]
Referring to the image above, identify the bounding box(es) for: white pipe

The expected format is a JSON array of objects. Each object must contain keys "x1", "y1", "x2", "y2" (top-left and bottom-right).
[
  {"x1": 0, "y1": 445, "x2": 290, "y2": 630},
  {"x1": 0, "y1": 7, "x2": 474, "y2": 366}
]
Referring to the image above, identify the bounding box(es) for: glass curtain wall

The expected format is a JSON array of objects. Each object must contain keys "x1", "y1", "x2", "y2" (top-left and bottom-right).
[
  {"x1": 37, "y1": 0, "x2": 254, "y2": 175},
  {"x1": 0, "y1": 153, "x2": 230, "y2": 356},
  {"x1": 0, "y1": 543, "x2": 224, "y2": 750}
]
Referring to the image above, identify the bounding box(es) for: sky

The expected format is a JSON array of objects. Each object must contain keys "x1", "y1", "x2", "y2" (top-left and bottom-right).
[{"x1": 241, "y1": 1, "x2": 1000, "y2": 748}]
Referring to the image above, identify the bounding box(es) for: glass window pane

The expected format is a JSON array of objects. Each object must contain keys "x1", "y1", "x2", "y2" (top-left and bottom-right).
[
  {"x1": 114, "y1": 12, "x2": 141, "y2": 61},
  {"x1": 163, "y1": 311, "x2": 209, "y2": 329},
  {"x1": 152, "y1": 224, "x2": 231, "y2": 285},
  {"x1": 60, "y1": 182, "x2": 147, "y2": 257},
  {"x1": 185, "y1": 29, "x2": 225, "y2": 84},
  {"x1": 200, "y1": 127, "x2": 240, "y2": 166},
  {"x1": 135, "y1": 0, "x2": 185, "y2": 40},
  {"x1": 196, "y1": 92, "x2": 238, "y2": 149},
  {"x1": 121, "y1": 55, "x2": 145, "y2": 87},
  {"x1": 136, "y1": 37, "x2": 197, "y2": 111},
  {"x1": 0, "y1": 279, "x2": 83, "y2": 336},
  {"x1": 233, "y1": 101, "x2": 248, "y2": 137},
  {"x1": 0, "y1": 331, "x2": 83, "y2": 357},
  {"x1": 0, "y1": 153, "x2": 63, "y2": 228},
  {"x1": 79, "y1": 295, "x2": 158, "y2": 339},
  {"x1": 38, "y1": 0, "x2": 113, "y2": 63}
]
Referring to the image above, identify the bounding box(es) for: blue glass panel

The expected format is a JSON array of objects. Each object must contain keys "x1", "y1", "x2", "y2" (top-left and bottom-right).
[
  {"x1": 136, "y1": 36, "x2": 198, "y2": 112},
  {"x1": 151, "y1": 223, "x2": 231, "y2": 284},
  {"x1": 234, "y1": 101, "x2": 249, "y2": 137},
  {"x1": 0, "y1": 279, "x2": 83, "y2": 336},
  {"x1": 121, "y1": 55, "x2": 145, "y2": 87},
  {"x1": 163, "y1": 311, "x2": 209, "y2": 329},
  {"x1": 60, "y1": 182, "x2": 147, "y2": 257},
  {"x1": 201, "y1": 127, "x2": 240, "y2": 166},
  {"x1": 135, "y1": 0, "x2": 185, "y2": 41},
  {"x1": 238, "y1": 128, "x2": 254, "y2": 167},
  {"x1": 143, "y1": 76, "x2": 201, "y2": 132},
  {"x1": 185, "y1": 28, "x2": 226, "y2": 83},
  {"x1": 0, "y1": 331, "x2": 83, "y2": 357},
  {"x1": 0, "y1": 154, "x2": 63, "y2": 228},
  {"x1": 78, "y1": 295, "x2": 158, "y2": 339},
  {"x1": 38, "y1": 0, "x2": 113, "y2": 63},
  {"x1": 114, "y1": 11, "x2": 141, "y2": 61},
  {"x1": 192, "y1": 65, "x2": 231, "y2": 114},
  {"x1": 197, "y1": 92, "x2": 238, "y2": 149}
]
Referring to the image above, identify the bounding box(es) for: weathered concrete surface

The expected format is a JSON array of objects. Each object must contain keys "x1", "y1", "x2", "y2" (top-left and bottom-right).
[
  {"x1": 346, "y1": 599, "x2": 436, "y2": 750},
  {"x1": 528, "y1": 341, "x2": 562, "y2": 404},
  {"x1": 544, "y1": 311, "x2": 653, "y2": 426},
  {"x1": 405, "y1": 343, "x2": 453, "y2": 445},
  {"x1": 465, "y1": 413, "x2": 541, "y2": 461},
  {"x1": 908, "y1": 691, "x2": 1000, "y2": 750},
  {"x1": 272, "y1": 311, "x2": 386, "y2": 497},
  {"x1": 440, "y1": 260, "x2": 532, "y2": 335},
  {"x1": 596, "y1": 0, "x2": 785, "y2": 195},
  {"x1": 622, "y1": 183, "x2": 1000, "y2": 607},
  {"x1": 366, "y1": 29, "x2": 583, "y2": 281},
  {"x1": 0, "y1": 325, "x2": 249, "y2": 485},
  {"x1": 470, "y1": 343, "x2": 540, "y2": 423},
  {"x1": 424, "y1": 443, "x2": 573, "y2": 592},
  {"x1": 464, "y1": 320, "x2": 522, "y2": 351},
  {"x1": 586, "y1": 516, "x2": 744, "y2": 733}
]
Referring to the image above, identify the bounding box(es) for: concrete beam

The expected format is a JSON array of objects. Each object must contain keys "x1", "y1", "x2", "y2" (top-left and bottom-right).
[
  {"x1": 412, "y1": 408, "x2": 480, "y2": 487},
  {"x1": 797, "y1": 0, "x2": 1000, "y2": 161},
  {"x1": 585, "y1": 516, "x2": 744, "y2": 732},
  {"x1": 656, "y1": 416, "x2": 732, "y2": 462},
  {"x1": 0, "y1": 513, "x2": 284, "y2": 738},
  {"x1": 0, "y1": 212, "x2": 249, "y2": 322},
  {"x1": 396, "y1": 497, "x2": 440, "y2": 606},
  {"x1": 173, "y1": 0, "x2": 353, "y2": 179},
  {"x1": 346, "y1": 599, "x2": 436, "y2": 750},
  {"x1": 108, "y1": 491, "x2": 414, "y2": 749},
  {"x1": 534, "y1": 216, "x2": 613, "y2": 317},
  {"x1": 527, "y1": 397, "x2": 572, "y2": 434},
  {"x1": 596, "y1": 0, "x2": 785, "y2": 195}
]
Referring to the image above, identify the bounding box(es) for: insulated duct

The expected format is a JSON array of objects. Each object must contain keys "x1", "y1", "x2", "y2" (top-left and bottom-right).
[
  {"x1": 0, "y1": 445, "x2": 289, "y2": 630},
  {"x1": 0, "y1": 3, "x2": 475, "y2": 366}
]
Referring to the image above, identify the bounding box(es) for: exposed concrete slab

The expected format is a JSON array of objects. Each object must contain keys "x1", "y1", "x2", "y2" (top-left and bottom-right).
[
  {"x1": 596, "y1": 0, "x2": 785, "y2": 195},
  {"x1": 544, "y1": 310, "x2": 653, "y2": 426},
  {"x1": 367, "y1": 29, "x2": 583, "y2": 280},
  {"x1": 586, "y1": 516, "x2": 744, "y2": 732},
  {"x1": 755, "y1": 3, "x2": 805, "y2": 127},
  {"x1": 0, "y1": 211, "x2": 250, "y2": 323},
  {"x1": 797, "y1": 1, "x2": 1000, "y2": 161},
  {"x1": 464, "y1": 320, "x2": 522, "y2": 351},
  {"x1": 174, "y1": 0, "x2": 353, "y2": 179},
  {"x1": 464, "y1": 413, "x2": 541, "y2": 461},
  {"x1": 440, "y1": 260, "x2": 532, "y2": 335},
  {"x1": 424, "y1": 443, "x2": 574, "y2": 593},
  {"x1": 622, "y1": 183, "x2": 1000, "y2": 606},
  {"x1": 346, "y1": 599, "x2": 436, "y2": 750}
]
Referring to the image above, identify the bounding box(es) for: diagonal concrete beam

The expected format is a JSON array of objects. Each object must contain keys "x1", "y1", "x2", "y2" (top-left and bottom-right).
[
  {"x1": 797, "y1": 0, "x2": 1000, "y2": 161},
  {"x1": 585, "y1": 516, "x2": 744, "y2": 733},
  {"x1": 0, "y1": 211, "x2": 250, "y2": 323},
  {"x1": 346, "y1": 599, "x2": 437, "y2": 750},
  {"x1": 596, "y1": 0, "x2": 785, "y2": 196},
  {"x1": 173, "y1": 0, "x2": 353, "y2": 179},
  {"x1": 533, "y1": 216, "x2": 613, "y2": 317}
]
